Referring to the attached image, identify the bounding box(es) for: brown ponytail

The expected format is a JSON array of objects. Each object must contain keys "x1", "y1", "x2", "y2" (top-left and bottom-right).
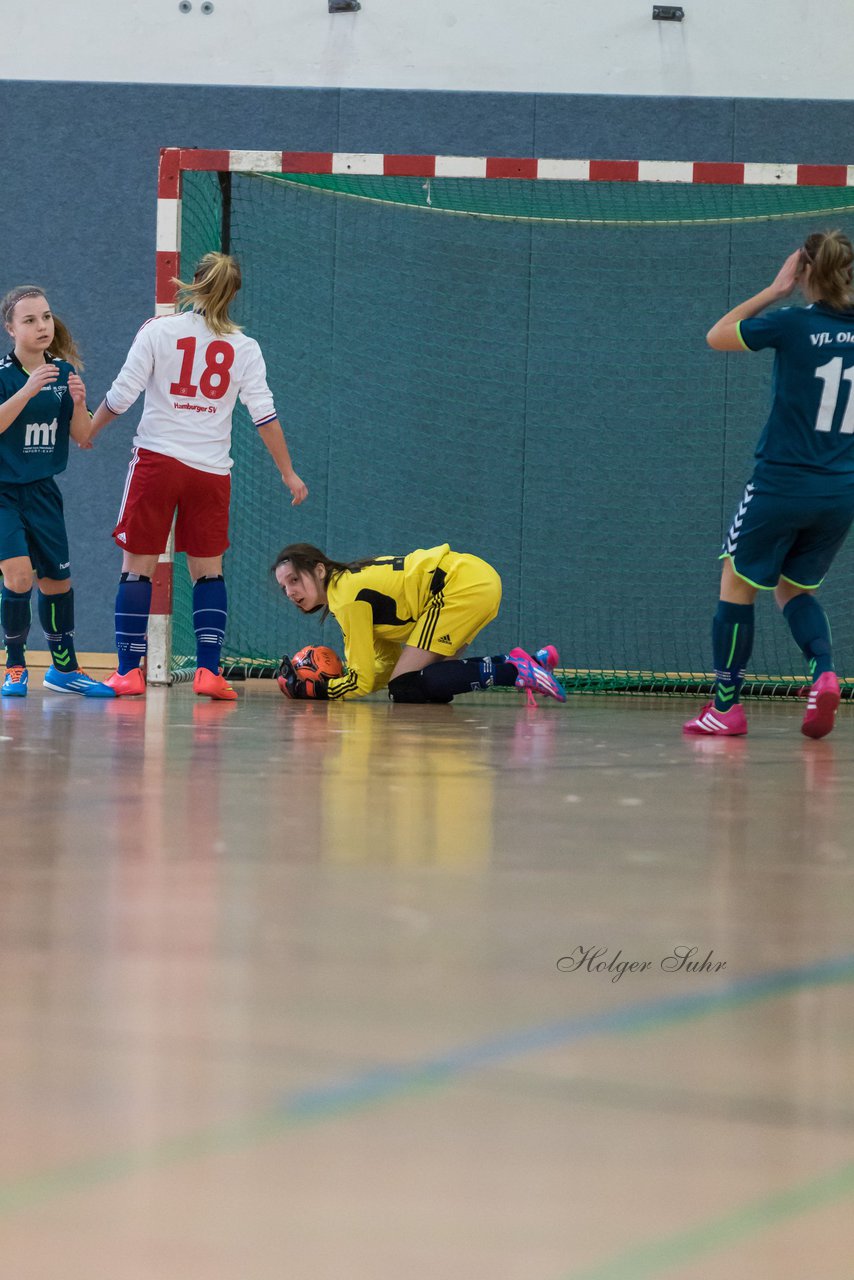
[
  {"x1": 272, "y1": 543, "x2": 397, "y2": 583},
  {"x1": 272, "y1": 543, "x2": 387, "y2": 618},
  {"x1": 272, "y1": 543, "x2": 351, "y2": 582},
  {"x1": 49, "y1": 315, "x2": 83, "y2": 369},
  {"x1": 802, "y1": 230, "x2": 854, "y2": 312}
]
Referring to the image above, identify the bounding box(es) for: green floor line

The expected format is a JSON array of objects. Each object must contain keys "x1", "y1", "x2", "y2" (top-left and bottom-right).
[
  {"x1": 560, "y1": 1159, "x2": 854, "y2": 1280},
  {"x1": 2, "y1": 954, "x2": 852, "y2": 1217}
]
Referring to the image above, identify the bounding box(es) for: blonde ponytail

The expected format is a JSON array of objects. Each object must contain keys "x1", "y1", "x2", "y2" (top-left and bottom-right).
[
  {"x1": 174, "y1": 252, "x2": 242, "y2": 337},
  {"x1": 803, "y1": 230, "x2": 854, "y2": 312}
]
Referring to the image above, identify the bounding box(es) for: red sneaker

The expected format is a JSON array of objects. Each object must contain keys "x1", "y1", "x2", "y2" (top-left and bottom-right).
[
  {"x1": 105, "y1": 667, "x2": 146, "y2": 697},
  {"x1": 683, "y1": 702, "x2": 747, "y2": 736},
  {"x1": 193, "y1": 666, "x2": 238, "y2": 701},
  {"x1": 801, "y1": 671, "x2": 840, "y2": 740}
]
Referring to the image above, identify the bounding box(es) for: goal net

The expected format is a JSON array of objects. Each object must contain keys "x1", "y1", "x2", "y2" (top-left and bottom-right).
[{"x1": 158, "y1": 150, "x2": 854, "y2": 694}]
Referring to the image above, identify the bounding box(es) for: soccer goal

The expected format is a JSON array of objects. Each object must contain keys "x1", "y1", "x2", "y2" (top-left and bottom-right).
[{"x1": 153, "y1": 147, "x2": 854, "y2": 694}]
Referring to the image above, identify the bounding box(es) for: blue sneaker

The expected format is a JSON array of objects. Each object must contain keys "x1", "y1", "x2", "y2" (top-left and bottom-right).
[
  {"x1": 43, "y1": 666, "x2": 116, "y2": 698},
  {"x1": 2, "y1": 665, "x2": 28, "y2": 697},
  {"x1": 508, "y1": 647, "x2": 566, "y2": 704}
]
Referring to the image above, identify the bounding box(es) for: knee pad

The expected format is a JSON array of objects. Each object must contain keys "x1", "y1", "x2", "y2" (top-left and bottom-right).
[{"x1": 388, "y1": 670, "x2": 452, "y2": 704}]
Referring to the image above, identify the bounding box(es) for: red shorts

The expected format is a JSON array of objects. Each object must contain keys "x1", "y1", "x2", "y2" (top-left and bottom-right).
[{"x1": 113, "y1": 448, "x2": 231, "y2": 556}]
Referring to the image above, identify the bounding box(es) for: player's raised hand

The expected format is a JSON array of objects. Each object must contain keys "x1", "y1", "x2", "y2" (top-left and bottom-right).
[
  {"x1": 23, "y1": 363, "x2": 59, "y2": 398},
  {"x1": 770, "y1": 249, "x2": 804, "y2": 300},
  {"x1": 283, "y1": 470, "x2": 308, "y2": 506},
  {"x1": 68, "y1": 372, "x2": 87, "y2": 404}
]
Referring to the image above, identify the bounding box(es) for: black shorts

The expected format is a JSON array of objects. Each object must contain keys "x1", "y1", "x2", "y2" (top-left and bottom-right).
[
  {"x1": 0, "y1": 477, "x2": 71, "y2": 580},
  {"x1": 721, "y1": 482, "x2": 854, "y2": 589}
]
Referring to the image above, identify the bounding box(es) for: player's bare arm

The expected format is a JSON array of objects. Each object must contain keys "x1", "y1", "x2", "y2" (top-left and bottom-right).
[
  {"x1": 68, "y1": 373, "x2": 93, "y2": 445},
  {"x1": 707, "y1": 248, "x2": 804, "y2": 351},
  {"x1": 256, "y1": 418, "x2": 308, "y2": 505},
  {"x1": 86, "y1": 399, "x2": 118, "y2": 443}
]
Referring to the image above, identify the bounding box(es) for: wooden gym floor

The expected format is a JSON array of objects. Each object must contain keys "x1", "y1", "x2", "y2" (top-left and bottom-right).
[{"x1": 1, "y1": 683, "x2": 853, "y2": 1279}]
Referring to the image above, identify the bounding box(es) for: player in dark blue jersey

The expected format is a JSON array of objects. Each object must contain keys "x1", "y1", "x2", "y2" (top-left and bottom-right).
[
  {"x1": 0, "y1": 285, "x2": 113, "y2": 698},
  {"x1": 685, "y1": 231, "x2": 854, "y2": 739}
]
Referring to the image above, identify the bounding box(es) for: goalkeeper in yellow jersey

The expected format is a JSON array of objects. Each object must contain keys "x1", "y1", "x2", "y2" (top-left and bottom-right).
[{"x1": 273, "y1": 542, "x2": 565, "y2": 705}]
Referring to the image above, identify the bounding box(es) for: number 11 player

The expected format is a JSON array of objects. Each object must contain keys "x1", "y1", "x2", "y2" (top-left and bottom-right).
[
  {"x1": 684, "y1": 231, "x2": 854, "y2": 739},
  {"x1": 88, "y1": 253, "x2": 307, "y2": 699}
]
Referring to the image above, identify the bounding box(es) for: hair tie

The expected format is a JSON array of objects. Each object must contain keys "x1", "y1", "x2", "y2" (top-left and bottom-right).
[{"x1": 3, "y1": 288, "x2": 44, "y2": 322}]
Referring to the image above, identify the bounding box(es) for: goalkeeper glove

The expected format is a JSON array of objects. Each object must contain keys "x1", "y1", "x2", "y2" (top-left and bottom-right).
[{"x1": 276, "y1": 654, "x2": 329, "y2": 700}]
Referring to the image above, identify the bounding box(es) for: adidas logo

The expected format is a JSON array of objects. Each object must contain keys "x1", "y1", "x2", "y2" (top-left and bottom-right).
[
  {"x1": 117, "y1": 531, "x2": 127, "y2": 543},
  {"x1": 438, "y1": 633, "x2": 452, "y2": 645}
]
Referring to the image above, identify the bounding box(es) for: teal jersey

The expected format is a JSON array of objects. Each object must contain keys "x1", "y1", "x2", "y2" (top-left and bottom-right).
[
  {"x1": 0, "y1": 353, "x2": 74, "y2": 483},
  {"x1": 738, "y1": 302, "x2": 854, "y2": 495}
]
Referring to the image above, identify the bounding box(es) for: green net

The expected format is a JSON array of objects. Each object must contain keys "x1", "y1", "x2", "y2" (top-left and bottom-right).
[
  {"x1": 275, "y1": 172, "x2": 854, "y2": 225},
  {"x1": 172, "y1": 170, "x2": 854, "y2": 695}
]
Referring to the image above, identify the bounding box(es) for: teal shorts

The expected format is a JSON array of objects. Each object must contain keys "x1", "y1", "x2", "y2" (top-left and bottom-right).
[
  {"x1": 721, "y1": 481, "x2": 854, "y2": 589},
  {"x1": 0, "y1": 477, "x2": 71, "y2": 580}
]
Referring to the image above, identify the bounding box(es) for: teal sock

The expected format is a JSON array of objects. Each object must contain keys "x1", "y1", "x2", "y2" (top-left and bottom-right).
[
  {"x1": 1, "y1": 587, "x2": 32, "y2": 667},
  {"x1": 712, "y1": 600, "x2": 754, "y2": 712},
  {"x1": 38, "y1": 589, "x2": 78, "y2": 672},
  {"x1": 783, "y1": 594, "x2": 833, "y2": 679}
]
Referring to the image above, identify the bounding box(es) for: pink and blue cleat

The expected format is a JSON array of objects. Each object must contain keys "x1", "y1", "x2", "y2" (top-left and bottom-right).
[
  {"x1": 533, "y1": 645, "x2": 559, "y2": 674},
  {"x1": 509, "y1": 646, "x2": 566, "y2": 705},
  {"x1": 683, "y1": 702, "x2": 747, "y2": 736},
  {"x1": 801, "y1": 671, "x2": 840, "y2": 740}
]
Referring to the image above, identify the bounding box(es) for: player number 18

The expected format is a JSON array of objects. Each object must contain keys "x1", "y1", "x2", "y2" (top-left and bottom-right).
[{"x1": 169, "y1": 337, "x2": 235, "y2": 400}]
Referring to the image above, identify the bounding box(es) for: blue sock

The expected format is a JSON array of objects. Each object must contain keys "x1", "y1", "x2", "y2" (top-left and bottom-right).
[
  {"x1": 712, "y1": 601, "x2": 754, "y2": 712},
  {"x1": 783, "y1": 594, "x2": 834, "y2": 679},
  {"x1": 115, "y1": 574, "x2": 152, "y2": 674},
  {"x1": 193, "y1": 575, "x2": 227, "y2": 674},
  {"x1": 1, "y1": 587, "x2": 32, "y2": 667},
  {"x1": 419, "y1": 655, "x2": 516, "y2": 698},
  {"x1": 38, "y1": 589, "x2": 78, "y2": 672}
]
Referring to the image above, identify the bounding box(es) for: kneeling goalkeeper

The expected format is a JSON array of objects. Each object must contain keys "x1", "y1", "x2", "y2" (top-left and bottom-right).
[{"x1": 273, "y1": 542, "x2": 564, "y2": 705}]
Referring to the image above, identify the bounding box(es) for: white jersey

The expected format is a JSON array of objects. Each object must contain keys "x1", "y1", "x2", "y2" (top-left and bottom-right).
[{"x1": 105, "y1": 311, "x2": 278, "y2": 474}]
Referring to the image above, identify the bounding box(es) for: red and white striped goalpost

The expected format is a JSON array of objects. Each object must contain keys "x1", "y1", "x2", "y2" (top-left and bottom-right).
[{"x1": 149, "y1": 146, "x2": 854, "y2": 683}]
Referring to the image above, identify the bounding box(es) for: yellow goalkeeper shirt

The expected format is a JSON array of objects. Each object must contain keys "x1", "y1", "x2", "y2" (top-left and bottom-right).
[{"x1": 324, "y1": 545, "x2": 452, "y2": 699}]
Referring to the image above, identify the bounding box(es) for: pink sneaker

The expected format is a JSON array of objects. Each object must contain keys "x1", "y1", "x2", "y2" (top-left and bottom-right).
[
  {"x1": 801, "y1": 671, "x2": 840, "y2": 740},
  {"x1": 683, "y1": 702, "x2": 747, "y2": 736},
  {"x1": 508, "y1": 647, "x2": 566, "y2": 704},
  {"x1": 533, "y1": 645, "x2": 560, "y2": 673}
]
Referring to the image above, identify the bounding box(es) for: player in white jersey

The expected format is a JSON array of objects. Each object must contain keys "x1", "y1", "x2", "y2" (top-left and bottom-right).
[{"x1": 88, "y1": 253, "x2": 307, "y2": 700}]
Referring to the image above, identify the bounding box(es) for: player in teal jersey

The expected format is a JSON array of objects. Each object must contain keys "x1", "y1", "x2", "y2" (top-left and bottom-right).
[
  {"x1": 684, "y1": 231, "x2": 854, "y2": 739},
  {"x1": 0, "y1": 286, "x2": 113, "y2": 698}
]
